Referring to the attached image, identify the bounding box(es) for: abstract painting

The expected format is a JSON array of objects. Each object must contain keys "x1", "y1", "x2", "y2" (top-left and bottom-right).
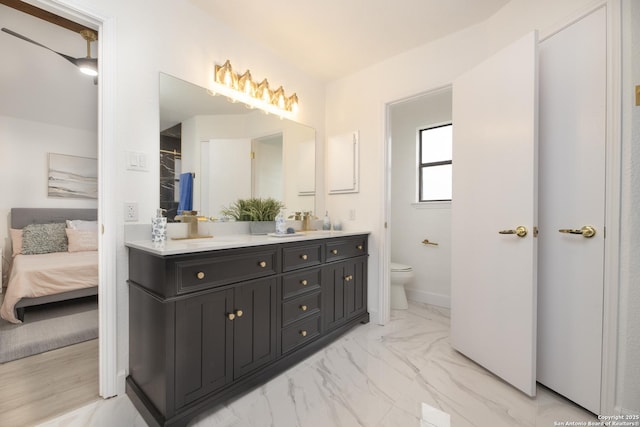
[{"x1": 48, "y1": 153, "x2": 97, "y2": 199}]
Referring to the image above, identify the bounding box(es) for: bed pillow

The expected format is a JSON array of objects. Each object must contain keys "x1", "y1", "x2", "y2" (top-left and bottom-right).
[
  {"x1": 21, "y1": 223, "x2": 68, "y2": 255},
  {"x1": 66, "y1": 219, "x2": 98, "y2": 230},
  {"x1": 66, "y1": 228, "x2": 98, "y2": 252},
  {"x1": 10, "y1": 228, "x2": 23, "y2": 256}
]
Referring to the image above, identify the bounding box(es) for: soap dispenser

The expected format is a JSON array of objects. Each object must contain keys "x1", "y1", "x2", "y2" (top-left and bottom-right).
[
  {"x1": 275, "y1": 210, "x2": 286, "y2": 235},
  {"x1": 323, "y1": 211, "x2": 331, "y2": 230},
  {"x1": 151, "y1": 208, "x2": 167, "y2": 243}
]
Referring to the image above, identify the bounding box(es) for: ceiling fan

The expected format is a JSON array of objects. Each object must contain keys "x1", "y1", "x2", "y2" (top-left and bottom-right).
[{"x1": 1, "y1": 27, "x2": 98, "y2": 78}]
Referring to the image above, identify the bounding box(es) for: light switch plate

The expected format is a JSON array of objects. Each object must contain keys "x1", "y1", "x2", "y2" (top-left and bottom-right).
[{"x1": 126, "y1": 151, "x2": 148, "y2": 171}]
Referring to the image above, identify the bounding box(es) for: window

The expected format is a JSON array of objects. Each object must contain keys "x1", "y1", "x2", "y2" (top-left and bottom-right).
[{"x1": 419, "y1": 124, "x2": 452, "y2": 202}]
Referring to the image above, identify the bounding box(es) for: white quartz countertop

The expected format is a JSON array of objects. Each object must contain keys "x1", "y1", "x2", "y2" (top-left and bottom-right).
[{"x1": 125, "y1": 230, "x2": 370, "y2": 256}]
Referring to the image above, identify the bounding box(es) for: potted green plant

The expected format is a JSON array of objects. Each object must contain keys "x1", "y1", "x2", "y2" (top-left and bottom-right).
[{"x1": 221, "y1": 197, "x2": 285, "y2": 235}]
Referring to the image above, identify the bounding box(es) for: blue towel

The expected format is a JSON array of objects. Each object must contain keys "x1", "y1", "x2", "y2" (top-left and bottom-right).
[{"x1": 177, "y1": 172, "x2": 193, "y2": 213}]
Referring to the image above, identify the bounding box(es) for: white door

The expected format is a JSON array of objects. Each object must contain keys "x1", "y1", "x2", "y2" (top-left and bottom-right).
[
  {"x1": 451, "y1": 32, "x2": 538, "y2": 396},
  {"x1": 537, "y1": 7, "x2": 606, "y2": 414},
  {"x1": 204, "y1": 138, "x2": 252, "y2": 215}
]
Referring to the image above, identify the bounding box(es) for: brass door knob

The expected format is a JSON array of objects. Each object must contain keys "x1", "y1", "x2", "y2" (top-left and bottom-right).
[
  {"x1": 331, "y1": 249, "x2": 338, "y2": 255},
  {"x1": 300, "y1": 330, "x2": 307, "y2": 337},
  {"x1": 196, "y1": 271, "x2": 205, "y2": 279},
  {"x1": 300, "y1": 305, "x2": 308, "y2": 311},
  {"x1": 235, "y1": 309, "x2": 244, "y2": 318},
  {"x1": 301, "y1": 279, "x2": 308, "y2": 286},
  {"x1": 498, "y1": 226, "x2": 528, "y2": 238},
  {"x1": 227, "y1": 313, "x2": 236, "y2": 320},
  {"x1": 559, "y1": 225, "x2": 596, "y2": 238},
  {"x1": 300, "y1": 254, "x2": 308, "y2": 260},
  {"x1": 258, "y1": 261, "x2": 267, "y2": 268}
]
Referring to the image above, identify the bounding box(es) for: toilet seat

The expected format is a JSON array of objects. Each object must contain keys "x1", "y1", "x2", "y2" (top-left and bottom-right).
[{"x1": 391, "y1": 262, "x2": 413, "y2": 272}]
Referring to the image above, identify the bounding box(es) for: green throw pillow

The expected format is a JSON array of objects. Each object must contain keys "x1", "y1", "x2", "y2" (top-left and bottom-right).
[{"x1": 21, "y1": 223, "x2": 68, "y2": 255}]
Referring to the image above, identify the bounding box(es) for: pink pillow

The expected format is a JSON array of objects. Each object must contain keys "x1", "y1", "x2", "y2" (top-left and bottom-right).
[
  {"x1": 66, "y1": 229, "x2": 98, "y2": 252},
  {"x1": 10, "y1": 228, "x2": 23, "y2": 256}
]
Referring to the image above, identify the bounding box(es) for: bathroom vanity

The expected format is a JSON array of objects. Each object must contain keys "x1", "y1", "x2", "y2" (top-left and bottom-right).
[{"x1": 125, "y1": 231, "x2": 369, "y2": 427}]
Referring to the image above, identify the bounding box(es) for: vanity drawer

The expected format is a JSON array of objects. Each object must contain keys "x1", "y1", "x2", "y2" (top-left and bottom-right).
[
  {"x1": 281, "y1": 315, "x2": 321, "y2": 354},
  {"x1": 282, "y1": 269, "x2": 321, "y2": 299},
  {"x1": 326, "y1": 236, "x2": 367, "y2": 262},
  {"x1": 282, "y1": 291, "x2": 321, "y2": 327},
  {"x1": 282, "y1": 243, "x2": 322, "y2": 272},
  {"x1": 175, "y1": 249, "x2": 278, "y2": 294}
]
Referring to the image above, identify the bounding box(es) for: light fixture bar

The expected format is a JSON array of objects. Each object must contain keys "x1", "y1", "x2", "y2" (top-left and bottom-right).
[{"x1": 213, "y1": 60, "x2": 299, "y2": 117}]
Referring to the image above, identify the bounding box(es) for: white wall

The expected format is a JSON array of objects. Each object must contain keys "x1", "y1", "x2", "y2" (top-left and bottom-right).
[
  {"x1": 59, "y1": 0, "x2": 327, "y2": 392},
  {"x1": 389, "y1": 89, "x2": 452, "y2": 307},
  {"x1": 326, "y1": 0, "x2": 639, "y2": 414},
  {"x1": 618, "y1": 0, "x2": 640, "y2": 415},
  {"x1": 325, "y1": 0, "x2": 599, "y2": 324}
]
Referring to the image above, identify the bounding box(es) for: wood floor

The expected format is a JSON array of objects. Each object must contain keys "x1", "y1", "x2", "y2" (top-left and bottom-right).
[{"x1": 0, "y1": 338, "x2": 99, "y2": 426}]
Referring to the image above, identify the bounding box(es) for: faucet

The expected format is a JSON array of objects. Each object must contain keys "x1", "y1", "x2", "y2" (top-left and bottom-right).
[{"x1": 174, "y1": 210, "x2": 212, "y2": 239}]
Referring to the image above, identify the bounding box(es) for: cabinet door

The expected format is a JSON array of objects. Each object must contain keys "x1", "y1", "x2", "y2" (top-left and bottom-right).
[
  {"x1": 323, "y1": 262, "x2": 347, "y2": 331},
  {"x1": 233, "y1": 278, "x2": 278, "y2": 379},
  {"x1": 345, "y1": 258, "x2": 367, "y2": 320},
  {"x1": 175, "y1": 289, "x2": 233, "y2": 409}
]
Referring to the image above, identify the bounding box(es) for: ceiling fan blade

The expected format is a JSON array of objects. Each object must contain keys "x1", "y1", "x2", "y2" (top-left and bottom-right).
[{"x1": 1, "y1": 27, "x2": 78, "y2": 66}]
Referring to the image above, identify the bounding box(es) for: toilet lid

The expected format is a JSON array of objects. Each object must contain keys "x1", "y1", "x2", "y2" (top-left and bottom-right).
[{"x1": 390, "y1": 262, "x2": 412, "y2": 272}]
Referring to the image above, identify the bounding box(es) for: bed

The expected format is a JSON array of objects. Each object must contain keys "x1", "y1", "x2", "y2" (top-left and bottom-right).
[{"x1": 0, "y1": 208, "x2": 99, "y2": 324}]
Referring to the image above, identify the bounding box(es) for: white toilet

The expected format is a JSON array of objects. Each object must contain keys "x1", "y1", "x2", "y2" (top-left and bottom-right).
[{"x1": 390, "y1": 262, "x2": 414, "y2": 309}]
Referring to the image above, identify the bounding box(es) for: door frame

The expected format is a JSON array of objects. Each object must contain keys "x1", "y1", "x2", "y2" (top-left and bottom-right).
[
  {"x1": 32, "y1": 0, "x2": 119, "y2": 398},
  {"x1": 380, "y1": 0, "x2": 621, "y2": 414}
]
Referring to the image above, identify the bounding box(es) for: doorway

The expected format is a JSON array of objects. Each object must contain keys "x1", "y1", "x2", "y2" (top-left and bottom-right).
[{"x1": 382, "y1": 1, "x2": 620, "y2": 416}]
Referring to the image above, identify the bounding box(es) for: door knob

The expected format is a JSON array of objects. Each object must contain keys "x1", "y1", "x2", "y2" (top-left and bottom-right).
[
  {"x1": 235, "y1": 309, "x2": 244, "y2": 318},
  {"x1": 558, "y1": 225, "x2": 596, "y2": 238},
  {"x1": 498, "y1": 226, "x2": 528, "y2": 238}
]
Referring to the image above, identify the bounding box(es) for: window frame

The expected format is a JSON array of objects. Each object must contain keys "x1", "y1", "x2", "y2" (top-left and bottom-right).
[{"x1": 418, "y1": 122, "x2": 453, "y2": 202}]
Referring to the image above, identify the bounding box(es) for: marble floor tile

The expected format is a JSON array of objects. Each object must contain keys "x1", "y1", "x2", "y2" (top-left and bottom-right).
[{"x1": 38, "y1": 302, "x2": 597, "y2": 427}]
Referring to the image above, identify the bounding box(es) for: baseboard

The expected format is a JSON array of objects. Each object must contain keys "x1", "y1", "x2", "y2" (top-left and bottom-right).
[
  {"x1": 615, "y1": 405, "x2": 640, "y2": 416},
  {"x1": 406, "y1": 288, "x2": 450, "y2": 308}
]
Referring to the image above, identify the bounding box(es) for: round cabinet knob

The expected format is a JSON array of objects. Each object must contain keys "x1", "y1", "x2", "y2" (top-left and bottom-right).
[
  {"x1": 259, "y1": 261, "x2": 267, "y2": 268},
  {"x1": 331, "y1": 249, "x2": 338, "y2": 255},
  {"x1": 301, "y1": 279, "x2": 308, "y2": 286},
  {"x1": 356, "y1": 245, "x2": 363, "y2": 250},
  {"x1": 300, "y1": 305, "x2": 308, "y2": 312},
  {"x1": 227, "y1": 313, "x2": 236, "y2": 320},
  {"x1": 235, "y1": 309, "x2": 244, "y2": 318},
  {"x1": 300, "y1": 254, "x2": 308, "y2": 260},
  {"x1": 196, "y1": 271, "x2": 205, "y2": 280},
  {"x1": 344, "y1": 275, "x2": 352, "y2": 282},
  {"x1": 300, "y1": 330, "x2": 307, "y2": 337}
]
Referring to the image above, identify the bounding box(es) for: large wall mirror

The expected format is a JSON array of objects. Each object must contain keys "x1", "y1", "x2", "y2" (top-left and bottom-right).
[{"x1": 159, "y1": 73, "x2": 316, "y2": 221}]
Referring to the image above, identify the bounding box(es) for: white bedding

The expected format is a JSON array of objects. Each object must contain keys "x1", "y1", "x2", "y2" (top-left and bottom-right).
[{"x1": 0, "y1": 251, "x2": 98, "y2": 324}]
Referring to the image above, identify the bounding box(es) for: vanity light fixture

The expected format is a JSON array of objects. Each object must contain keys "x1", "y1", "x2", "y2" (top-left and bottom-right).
[
  {"x1": 238, "y1": 70, "x2": 256, "y2": 96},
  {"x1": 212, "y1": 59, "x2": 299, "y2": 118}
]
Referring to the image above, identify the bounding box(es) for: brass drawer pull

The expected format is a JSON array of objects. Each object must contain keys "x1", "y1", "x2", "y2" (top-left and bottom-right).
[
  {"x1": 235, "y1": 309, "x2": 244, "y2": 318},
  {"x1": 227, "y1": 313, "x2": 236, "y2": 321},
  {"x1": 301, "y1": 279, "x2": 308, "y2": 286},
  {"x1": 331, "y1": 249, "x2": 338, "y2": 255},
  {"x1": 356, "y1": 245, "x2": 363, "y2": 250},
  {"x1": 300, "y1": 254, "x2": 308, "y2": 260},
  {"x1": 300, "y1": 330, "x2": 307, "y2": 337},
  {"x1": 258, "y1": 261, "x2": 267, "y2": 268},
  {"x1": 196, "y1": 271, "x2": 205, "y2": 280},
  {"x1": 300, "y1": 305, "x2": 308, "y2": 312}
]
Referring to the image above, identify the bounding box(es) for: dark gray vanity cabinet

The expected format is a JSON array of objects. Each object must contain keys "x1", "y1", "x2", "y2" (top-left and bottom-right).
[
  {"x1": 174, "y1": 277, "x2": 277, "y2": 409},
  {"x1": 126, "y1": 235, "x2": 368, "y2": 427}
]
